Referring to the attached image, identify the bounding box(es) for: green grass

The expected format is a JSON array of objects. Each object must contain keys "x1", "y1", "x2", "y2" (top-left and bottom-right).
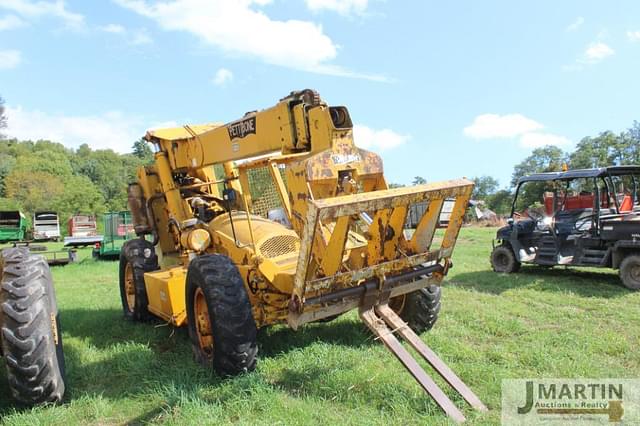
[{"x1": 1, "y1": 228, "x2": 639, "y2": 425}]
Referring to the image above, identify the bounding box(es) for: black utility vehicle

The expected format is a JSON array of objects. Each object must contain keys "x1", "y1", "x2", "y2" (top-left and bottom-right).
[{"x1": 491, "y1": 166, "x2": 640, "y2": 290}]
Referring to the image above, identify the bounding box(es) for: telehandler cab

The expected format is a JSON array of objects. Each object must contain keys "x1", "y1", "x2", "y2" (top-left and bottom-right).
[{"x1": 122, "y1": 89, "x2": 485, "y2": 422}]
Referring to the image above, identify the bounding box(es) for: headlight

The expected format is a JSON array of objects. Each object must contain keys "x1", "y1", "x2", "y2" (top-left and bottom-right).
[
  {"x1": 542, "y1": 216, "x2": 553, "y2": 226},
  {"x1": 181, "y1": 229, "x2": 211, "y2": 252}
]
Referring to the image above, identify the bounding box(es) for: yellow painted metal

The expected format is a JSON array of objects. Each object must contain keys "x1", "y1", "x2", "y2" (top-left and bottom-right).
[
  {"x1": 144, "y1": 266, "x2": 188, "y2": 326},
  {"x1": 146, "y1": 123, "x2": 222, "y2": 142},
  {"x1": 410, "y1": 198, "x2": 444, "y2": 252},
  {"x1": 132, "y1": 89, "x2": 473, "y2": 331},
  {"x1": 180, "y1": 228, "x2": 211, "y2": 252}
]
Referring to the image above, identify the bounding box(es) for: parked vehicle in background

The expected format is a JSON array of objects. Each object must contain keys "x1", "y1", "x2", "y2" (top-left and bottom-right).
[
  {"x1": 63, "y1": 214, "x2": 103, "y2": 248},
  {"x1": 490, "y1": 166, "x2": 640, "y2": 290},
  {"x1": 406, "y1": 198, "x2": 456, "y2": 229},
  {"x1": 0, "y1": 211, "x2": 27, "y2": 243},
  {"x1": 93, "y1": 211, "x2": 134, "y2": 258},
  {"x1": 33, "y1": 211, "x2": 61, "y2": 242}
]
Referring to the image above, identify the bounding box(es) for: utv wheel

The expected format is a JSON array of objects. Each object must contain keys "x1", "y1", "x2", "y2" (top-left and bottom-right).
[
  {"x1": 619, "y1": 254, "x2": 640, "y2": 291},
  {"x1": 0, "y1": 248, "x2": 66, "y2": 405},
  {"x1": 186, "y1": 254, "x2": 258, "y2": 376},
  {"x1": 390, "y1": 285, "x2": 441, "y2": 334},
  {"x1": 119, "y1": 239, "x2": 158, "y2": 321},
  {"x1": 491, "y1": 244, "x2": 521, "y2": 273}
]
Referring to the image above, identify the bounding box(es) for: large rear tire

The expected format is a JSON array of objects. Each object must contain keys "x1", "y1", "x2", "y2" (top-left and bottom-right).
[
  {"x1": 0, "y1": 248, "x2": 66, "y2": 405},
  {"x1": 491, "y1": 244, "x2": 521, "y2": 273},
  {"x1": 619, "y1": 254, "x2": 640, "y2": 291},
  {"x1": 186, "y1": 254, "x2": 258, "y2": 376},
  {"x1": 390, "y1": 285, "x2": 441, "y2": 334},
  {"x1": 119, "y1": 239, "x2": 158, "y2": 321}
]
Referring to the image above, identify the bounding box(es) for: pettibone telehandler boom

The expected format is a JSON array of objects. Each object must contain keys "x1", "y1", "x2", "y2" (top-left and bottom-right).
[{"x1": 122, "y1": 89, "x2": 485, "y2": 422}]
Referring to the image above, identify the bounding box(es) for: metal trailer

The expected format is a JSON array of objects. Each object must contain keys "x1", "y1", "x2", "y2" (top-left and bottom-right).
[
  {"x1": 10, "y1": 241, "x2": 77, "y2": 266},
  {"x1": 93, "y1": 211, "x2": 134, "y2": 258},
  {"x1": 0, "y1": 211, "x2": 27, "y2": 243},
  {"x1": 33, "y1": 211, "x2": 61, "y2": 242},
  {"x1": 63, "y1": 214, "x2": 103, "y2": 247}
]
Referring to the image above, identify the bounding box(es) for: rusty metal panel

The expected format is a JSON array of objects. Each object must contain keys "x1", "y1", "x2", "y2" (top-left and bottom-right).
[{"x1": 289, "y1": 179, "x2": 473, "y2": 317}]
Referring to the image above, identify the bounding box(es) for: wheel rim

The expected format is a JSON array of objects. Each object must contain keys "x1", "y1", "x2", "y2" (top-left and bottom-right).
[
  {"x1": 388, "y1": 294, "x2": 406, "y2": 314},
  {"x1": 124, "y1": 262, "x2": 136, "y2": 312},
  {"x1": 194, "y1": 287, "x2": 214, "y2": 359},
  {"x1": 495, "y1": 252, "x2": 509, "y2": 268},
  {"x1": 630, "y1": 263, "x2": 640, "y2": 283}
]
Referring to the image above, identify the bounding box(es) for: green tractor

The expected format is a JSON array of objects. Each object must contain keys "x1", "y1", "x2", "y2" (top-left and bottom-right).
[{"x1": 0, "y1": 211, "x2": 27, "y2": 244}]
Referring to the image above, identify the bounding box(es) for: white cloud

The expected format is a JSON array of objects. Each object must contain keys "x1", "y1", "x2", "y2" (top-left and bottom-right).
[
  {"x1": 520, "y1": 132, "x2": 571, "y2": 148},
  {"x1": 563, "y1": 40, "x2": 615, "y2": 71},
  {"x1": 353, "y1": 124, "x2": 409, "y2": 151},
  {"x1": 130, "y1": 28, "x2": 153, "y2": 45},
  {"x1": 212, "y1": 68, "x2": 233, "y2": 86},
  {"x1": 99, "y1": 23, "x2": 125, "y2": 34},
  {"x1": 463, "y1": 114, "x2": 543, "y2": 139},
  {"x1": 566, "y1": 16, "x2": 584, "y2": 32},
  {"x1": 0, "y1": 0, "x2": 85, "y2": 29},
  {"x1": 113, "y1": 0, "x2": 386, "y2": 81},
  {"x1": 464, "y1": 113, "x2": 571, "y2": 149},
  {"x1": 627, "y1": 30, "x2": 640, "y2": 42},
  {"x1": 0, "y1": 13, "x2": 25, "y2": 30},
  {"x1": 583, "y1": 42, "x2": 614, "y2": 63},
  {"x1": 0, "y1": 49, "x2": 21, "y2": 69},
  {"x1": 4, "y1": 106, "x2": 146, "y2": 152},
  {"x1": 306, "y1": 0, "x2": 368, "y2": 16},
  {"x1": 99, "y1": 23, "x2": 153, "y2": 45}
]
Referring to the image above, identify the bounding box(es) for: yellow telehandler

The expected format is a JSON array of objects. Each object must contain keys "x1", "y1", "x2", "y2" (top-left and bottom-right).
[{"x1": 122, "y1": 89, "x2": 485, "y2": 422}]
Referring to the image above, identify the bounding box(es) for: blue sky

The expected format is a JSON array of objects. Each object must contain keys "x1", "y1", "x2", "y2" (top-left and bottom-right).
[{"x1": 1, "y1": 0, "x2": 639, "y2": 187}]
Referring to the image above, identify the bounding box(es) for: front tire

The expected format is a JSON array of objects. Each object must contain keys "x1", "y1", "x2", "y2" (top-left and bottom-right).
[
  {"x1": 619, "y1": 254, "x2": 640, "y2": 290},
  {"x1": 119, "y1": 239, "x2": 158, "y2": 321},
  {"x1": 0, "y1": 248, "x2": 66, "y2": 405},
  {"x1": 390, "y1": 285, "x2": 441, "y2": 334},
  {"x1": 186, "y1": 254, "x2": 258, "y2": 376},
  {"x1": 491, "y1": 244, "x2": 521, "y2": 273}
]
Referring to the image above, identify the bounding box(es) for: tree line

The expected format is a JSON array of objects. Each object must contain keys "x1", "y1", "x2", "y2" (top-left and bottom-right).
[
  {"x1": 472, "y1": 121, "x2": 640, "y2": 214},
  {"x1": 401, "y1": 121, "x2": 640, "y2": 216},
  {"x1": 0, "y1": 95, "x2": 153, "y2": 228},
  {"x1": 1, "y1": 94, "x2": 638, "y2": 223}
]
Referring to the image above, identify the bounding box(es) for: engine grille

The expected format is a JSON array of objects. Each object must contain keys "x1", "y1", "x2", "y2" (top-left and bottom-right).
[{"x1": 259, "y1": 235, "x2": 300, "y2": 259}]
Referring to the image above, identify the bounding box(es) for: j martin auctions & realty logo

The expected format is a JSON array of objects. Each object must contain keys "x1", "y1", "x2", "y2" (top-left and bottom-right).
[{"x1": 501, "y1": 379, "x2": 640, "y2": 425}]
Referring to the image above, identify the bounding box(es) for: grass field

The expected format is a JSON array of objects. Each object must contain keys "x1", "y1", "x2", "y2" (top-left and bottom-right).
[{"x1": 1, "y1": 227, "x2": 639, "y2": 425}]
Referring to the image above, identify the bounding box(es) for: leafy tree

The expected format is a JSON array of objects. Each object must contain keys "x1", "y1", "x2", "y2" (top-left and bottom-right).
[
  {"x1": 52, "y1": 175, "x2": 105, "y2": 225},
  {"x1": 388, "y1": 182, "x2": 405, "y2": 188},
  {"x1": 0, "y1": 153, "x2": 16, "y2": 196},
  {"x1": 14, "y1": 149, "x2": 74, "y2": 177},
  {"x1": 412, "y1": 176, "x2": 426, "y2": 185},
  {"x1": 5, "y1": 170, "x2": 64, "y2": 215},
  {"x1": 486, "y1": 189, "x2": 513, "y2": 215},
  {"x1": 511, "y1": 146, "x2": 566, "y2": 187},
  {"x1": 511, "y1": 146, "x2": 566, "y2": 209},
  {"x1": 0, "y1": 197, "x2": 21, "y2": 211},
  {"x1": 0, "y1": 96, "x2": 6, "y2": 138},
  {"x1": 132, "y1": 138, "x2": 154, "y2": 164},
  {"x1": 569, "y1": 131, "x2": 626, "y2": 169},
  {"x1": 472, "y1": 176, "x2": 499, "y2": 199}
]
